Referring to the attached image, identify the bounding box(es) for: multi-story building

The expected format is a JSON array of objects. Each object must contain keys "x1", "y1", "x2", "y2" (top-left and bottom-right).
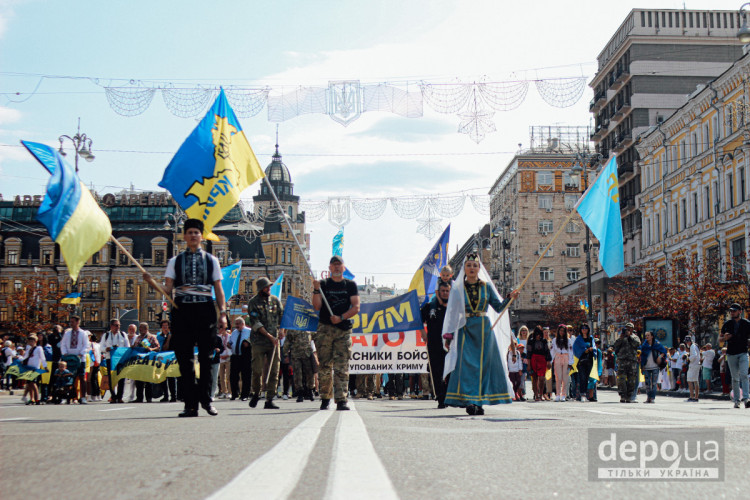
[
  {"x1": 489, "y1": 126, "x2": 599, "y2": 329},
  {"x1": 448, "y1": 224, "x2": 492, "y2": 277},
  {"x1": 0, "y1": 145, "x2": 311, "y2": 333},
  {"x1": 590, "y1": 8, "x2": 744, "y2": 268},
  {"x1": 636, "y1": 50, "x2": 750, "y2": 277}
]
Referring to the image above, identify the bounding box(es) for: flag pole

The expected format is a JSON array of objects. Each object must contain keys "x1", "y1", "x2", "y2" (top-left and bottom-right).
[
  {"x1": 261, "y1": 176, "x2": 334, "y2": 316},
  {"x1": 491, "y1": 210, "x2": 580, "y2": 329},
  {"x1": 110, "y1": 236, "x2": 178, "y2": 310}
]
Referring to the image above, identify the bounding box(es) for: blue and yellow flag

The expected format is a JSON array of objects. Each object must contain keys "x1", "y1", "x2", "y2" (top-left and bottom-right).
[
  {"x1": 158, "y1": 89, "x2": 265, "y2": 238},
  {"x1": 61, "y1": 292, "x2": 82, "y2": 305},
  {"x1": 280, "y1": 296, "x2": 319, "y2": 331},
  {"x1": 332, "y1": 228, "x2": 344, "y2": 257},
  {"x1": 575, "y1": 156, "x2": 624, "y2": 277},
  {"x1": 22, "y1": 141, "x2": 112, "y2": 282},
  {"x1": 408, "y1": 225, "x2": 450, "y2": 301}
]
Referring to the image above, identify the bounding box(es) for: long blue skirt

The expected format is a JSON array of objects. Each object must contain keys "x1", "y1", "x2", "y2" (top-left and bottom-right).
[{"x1": 444, "y1": 316, "x2": 512, "y2": 407}]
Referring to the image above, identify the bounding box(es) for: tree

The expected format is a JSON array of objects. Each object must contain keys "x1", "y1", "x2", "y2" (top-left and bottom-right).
[
  {"x1": 1, "y1": 275, "x2": 68, "y2": 340},
  {"x1": 545, "y1": 288, "x2": 587, "y2": 327}
]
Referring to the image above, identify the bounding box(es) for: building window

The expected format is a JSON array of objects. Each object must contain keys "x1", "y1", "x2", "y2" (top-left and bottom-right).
[
  {"x1": 112, "y1": 280, "x2": 120, "y2": 295},
  {"x1": 539, "y1": 267, "x2": 554, "y2": 281},
  {"x1": 731, "y1": 237, "x2": 746, "y2": 279},
  {"x1": 7, "y1": 250, "x2": 18, "y2": 265},
  {"x1": 91, "y1": 310, "x2": 99, "y2": 322},
  {"x1": 655, "y1": 214, "x2": 661, "y2": 242},
  {"x1": 148, "y1": 307, "x2": 155, "y2": 322},
  {"x1": 564, "y1": 194, "x2": 578, "y2": 210},
  {"x1": 42, "y1": 250, "x2": 53, "y2": 265},
  {"x1": 154, "y1": 250, "x2": 166, "y2": 266},
  {"x1": 566, "y1": 244, "x2": 580, "y2": 257},
  {"x1": 631, "y1": 247, "x2": 636, "y2": 264},
  {"x1": 539, "y1": 292, "x2": 554, "y2": 306},
  {"x1": 566, "y1": 268, "x2": 580, "y2": 281},
  {"x1": 91, "y1": 280, "x2": 99, "y2": 293},
  {"x1": 287, "y1": 248, "x2": 292, "y2": 264},
  {"x1": 245, "y1": 281, "x2": 253, "y2": 293},
  {"x1": 538, "y1": 195, "x2": 553, "y2": 210},
  {"x1": 49, "y1": 280, "x2": 57, "y2": 293},
  {"x1": 0, "y1": 308, "x2": 6, "y2": 321},
  {"x1": 537, "y1": 172, "x2": 553, "y2": 188},
  {"x1": 538, "y1": 220, "x2": 553, "y2": 233},
  {"x1": 0, "y1": 282, "x2": 6, "y2": 294},
  {"x1": 280, "y1": 247, "x2": 285, "y2": 263},
  {"x1": 566, "y1": 222, "x2": 580, "y2": 233},
  {"x1": 741, "y1": 167, "x2": 747, "y2": 203},
  {"x1": 704, "y1": 186, "x2": 711, "y2": 218},
  {"x1": 727, "y1": 173, "x2": 735, "y2": 209},
  {"x1": 681, "y1": 199, "x2": 687, "y2": 231},
  {"x1": 539, "y1": 244, "x2": 553, "y2": 257},
  {"x1": 14, "y1": 280, "x2": 22, "y2": 292},
  {"x1": 563, "y1": 173, "x2": 579, "y2": 188},
  {"x1": 119, "y1": 252, "x2": 128, "y2": 266},
  {"x1": 706, "y1": 246, "x2": 720, "y2": 278},
  {"x1": 126, "y1": 280, "x2": 134, "y2": 295}
]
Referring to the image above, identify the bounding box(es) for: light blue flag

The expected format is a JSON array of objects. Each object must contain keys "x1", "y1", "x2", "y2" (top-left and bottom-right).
[
  {"x1": 575, "y1": 156, "x2": 624, "y2": 277},
  {"x1": 270, "y1": 272, "x2": 283, "y2": 300},
  {"x1": 212, "y1": 260, "x2": 242, "y2": 300},
  {"x1": 332, "y1": 228, "x2": 344, "y2": 257}
]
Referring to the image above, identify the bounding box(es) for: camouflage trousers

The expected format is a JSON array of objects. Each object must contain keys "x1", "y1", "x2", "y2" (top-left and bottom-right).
[
  {"x1": 314, "y1": 323, "x2": 352, "y2": 403},
  {"x1": 252, "y1": 342, "x2": 280, "y2": 401},
  {"x1": 292, "y1": 355, "x2": 315, "y2": 392},
  {"x1": 356, "y1": 374, "x2": 376, "y2": 397},
  {"x1": 617, "y1": 363, "x2": 638, "y2": 399}
]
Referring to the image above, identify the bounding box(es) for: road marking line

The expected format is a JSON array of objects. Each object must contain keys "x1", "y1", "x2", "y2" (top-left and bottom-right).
[
  {"x1": 325, "y1": 402, "x2": 398, "y2": 500},
  {"x1": 583, "y1": 409, "x2": 618, "y2": 415},
  {"x1": 0, "y1": 417, "x2": 30, "y2": 421},
  {"x1": 98, "y1": 407, "x2": 136, "y2": 412},
  {"x1": 208, "y1": 410, "x2": 334, "y2": 500}
]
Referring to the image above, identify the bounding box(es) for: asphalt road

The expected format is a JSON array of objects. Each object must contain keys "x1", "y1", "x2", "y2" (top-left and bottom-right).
[{"x1": 1, "y1": 387, "x2": 749, "y2": 500}]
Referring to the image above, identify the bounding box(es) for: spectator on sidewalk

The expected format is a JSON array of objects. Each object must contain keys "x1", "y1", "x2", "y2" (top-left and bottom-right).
[
  {"x1": 639, "y1": 331, "x2": 667, "y2": 403},
  {"x1": 719, "y1": 303, "x2": 750, "y2": 408},
  {"x1": 685, "y1": 336, "x2": 700, "y2": 402},
  {"x1": 718, "y1": 347, "x2": 730, "y2": 395},
  {"x1": 701, "y1": 343, "x2": 715, "y2": 394}
]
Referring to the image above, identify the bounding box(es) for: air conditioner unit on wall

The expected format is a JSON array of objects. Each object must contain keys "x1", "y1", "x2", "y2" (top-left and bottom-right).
[{"x1": 545, "y1": 208, "x2": 552, "y2": 212}]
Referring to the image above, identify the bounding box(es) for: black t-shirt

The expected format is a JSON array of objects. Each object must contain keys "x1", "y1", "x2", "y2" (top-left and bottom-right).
[
  {"x1": 319, "y1": 278, "x2": 359, "y2": 330},
  {"x1": 721, "y1": 318, "x2": 750, "y2": 355},
  {"x1": 420, "y1": 298, "x2": 447, "y2": 347}
]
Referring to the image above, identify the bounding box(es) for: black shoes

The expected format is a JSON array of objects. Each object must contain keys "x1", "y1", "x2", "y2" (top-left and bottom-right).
[
  {"x1": 306, "y1": 389, "x2": 314, "y2": 401},
  {"x1": 202, "y1": 404, "x2": 218, "y2": 416},
  {"x1": 178, "y1": 409, "x2": 198, "y2": 418},
  {"x1": 296, "y1": 395, "x2": 304, "y2": 402},
  {"x1": 160, "y1": 397, "x2": 169, "y2": 403},
  {"x1": 437, "y1": 402, "x2": 446, "y2": 409},
  {"x1": 248, "y1": 394, "x2": 260, "y2": 408},
  {"x1": 336, "y1": 401, "x2": 350, "y2": 411},
  {"x1": 466, "y1": 404, "x2": 484, "y2": 415},
  {"x1": 320, "y1": 398, "x2": 330, "y2": 410},
  {"x1": 264, "y1": 400, "x2": 280, "y2": 409}
]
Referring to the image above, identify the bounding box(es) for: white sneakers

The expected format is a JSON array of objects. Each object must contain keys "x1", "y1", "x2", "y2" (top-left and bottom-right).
[{"x1": 554, "y1": 396, "x2": 560, "y2": 402}]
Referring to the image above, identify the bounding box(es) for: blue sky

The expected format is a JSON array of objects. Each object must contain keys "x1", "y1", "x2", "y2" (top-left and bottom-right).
[{"x1": 0, "y1": 0, "x2": 745, "y2": 287}]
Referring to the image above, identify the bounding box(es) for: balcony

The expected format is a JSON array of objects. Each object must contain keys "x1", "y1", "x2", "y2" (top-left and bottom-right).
[
  {"x1": 589, "y1": 91, "x2": 606, "y2": 113},
  {"x1": 617, "y1": 161, "x2": 634, "y2": 177},
  {"x1": 81, "y1": 291, "x2": 105, "y2": 302},
  {"x1": 615, "y1": 69, "x2": 631, "y2": 86},
  {"x1": 590, "y1": 124, "x2": 604, "y2": 141}
]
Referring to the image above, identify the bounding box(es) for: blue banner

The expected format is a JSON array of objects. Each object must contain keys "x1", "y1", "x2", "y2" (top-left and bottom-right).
[
  {"x1": 281, "y1": 296, "x2": 319, "y2": 331},
  {"x1": 280, "y1": 290, "x2": 422, "y2": 334},
  {"x1": 213, "y1": 260, "x2": 242, "y2": 300}
]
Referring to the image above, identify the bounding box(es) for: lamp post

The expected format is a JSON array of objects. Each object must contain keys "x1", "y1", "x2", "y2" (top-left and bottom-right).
[
  {"x1": 58, "y1": 118, "x2": 95, "y2": 173},
  {"x1": 493, "y1": 216, "x2": 515, "y2": 297},
  {"x1": 164, "y1": 210, "x2": 187, "y2": 257},
  {"x1": 738, "y1": 3, "x2": 750, "y2": 43},
  {"x1": 569, "y1": 153, "x2": 600, "y2": 328}
]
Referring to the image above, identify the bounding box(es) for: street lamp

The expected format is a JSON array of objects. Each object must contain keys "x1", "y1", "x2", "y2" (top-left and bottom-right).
[
  {"x1": 738, "y1": 3, "x2": 750, "y2": 43},
  {"x1": 58, "y1": 118, "x2": 95, "y2": 173},
  {"x1": 493, "y1": 216, "x2": 516, "y2": 297},
  {"x1": 164, "y1": 210, "x2": 187, "y2": 256},
  {"x1": 568, "y1": 153, "x2": 601, "y2": 329}
]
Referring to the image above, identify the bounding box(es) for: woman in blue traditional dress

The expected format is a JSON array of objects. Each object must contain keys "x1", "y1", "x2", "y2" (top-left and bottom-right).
[{"x1": 443, "y1": 253, "x2": 519, "y2": 416}]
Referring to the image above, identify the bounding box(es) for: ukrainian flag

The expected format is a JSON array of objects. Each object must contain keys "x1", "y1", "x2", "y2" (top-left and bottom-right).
[
  {"x1": 575, "y1": 156, "x2": 624, "y2": 277},
  {"x1": 159, "y1": 88, "x2": 265, "y2": 238},
  {"x1": 22, "y1": 141, "x2": 112, "y2": 282},
  {"x1": 61, "y1": 292, "x2": 82, "y2": 305},
  {"x1": 408, "y1": 225, "x2": 450, "y2": 301}
]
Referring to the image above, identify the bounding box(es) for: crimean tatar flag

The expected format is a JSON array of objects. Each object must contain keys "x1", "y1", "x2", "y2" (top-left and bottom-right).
[
  {"x1": 408, "y1": 224, "x2": 450, "y2": 301},
  {"x1": 22, "y1": 141, "x2": 112, "y2": 283},
  {"x1": 575, "y1": 156, "x2": 624, "y2": 277},
  {"x1": 270, "y1": 272, "x2": 283, "y2": 300},
  {"x1": 158, "y1": 88, "x2": 265, "y2": 239}
]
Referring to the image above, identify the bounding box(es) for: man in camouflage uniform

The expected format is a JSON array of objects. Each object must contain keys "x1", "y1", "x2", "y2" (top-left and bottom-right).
[
  {"x1": 247, "y1": 277, "x2": 284, "y2": 410},
  {"x1": 283, "y1": 330, "x2": 316, "y2": 402},
  {"x1": 312, "y1": 256, "x2": 360, "y2": 411},
  {"x1": 355, "y1": 374, "x2": 376, "y2": 400},
  {"x1": 613, "y1": 322, "x2": 641, "y2": 403}
]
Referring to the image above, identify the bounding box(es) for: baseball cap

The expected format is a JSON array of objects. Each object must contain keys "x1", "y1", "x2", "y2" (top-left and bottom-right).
[
  {"x1": 330, "y1": 255, "x2": 344, "y2": 264},
  {"x1": 625, "y1": 322, "x2": 634, "y2": 329},
  {"x1": 729, "y1": 303, "x2": 743, "y2": 311}
]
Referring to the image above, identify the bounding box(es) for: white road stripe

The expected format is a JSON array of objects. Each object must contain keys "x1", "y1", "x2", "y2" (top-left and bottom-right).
[
  {"x1": 583, "y1": 409, "x2": 618, "y2": 415},
  {"x1": 208, "y1": 410, "x2": 334, "y2": 500},
  {"x1": 98, "y1": 407, "x2": 136, "y2": 412},
  {"x1": 0, "y1": 417, "x2": 30, "y2": 421},
  {"x1": 325, "y1": 402, "x2": 398, "y2": 500}
]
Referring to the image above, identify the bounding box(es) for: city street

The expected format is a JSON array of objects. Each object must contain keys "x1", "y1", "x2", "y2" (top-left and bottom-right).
[{"x1": 1, "y1": 386, "x2": 749, "y2": 500}]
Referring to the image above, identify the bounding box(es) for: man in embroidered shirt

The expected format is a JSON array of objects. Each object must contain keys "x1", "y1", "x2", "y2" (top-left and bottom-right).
[
  {"x1": 144, "y1": 218, "x2": 226, "y2": 418},
  {"x1": 60, "y1": 314, "x2": 90, "y2": 404}
]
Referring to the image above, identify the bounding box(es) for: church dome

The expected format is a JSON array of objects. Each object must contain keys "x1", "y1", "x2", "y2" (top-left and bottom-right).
[{"x1": 265, "y1": 145, "x2": 291, "y2": 183}]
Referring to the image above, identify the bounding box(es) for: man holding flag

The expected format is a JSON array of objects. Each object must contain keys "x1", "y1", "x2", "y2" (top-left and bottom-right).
[{"x1": 408, "y1": 225, "x2": 450, "y2": 303}]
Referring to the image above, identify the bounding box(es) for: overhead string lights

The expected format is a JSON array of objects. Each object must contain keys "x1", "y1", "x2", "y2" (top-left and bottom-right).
[{"x1": 97, "y1": 76, "x2": 586, "y2": 143}]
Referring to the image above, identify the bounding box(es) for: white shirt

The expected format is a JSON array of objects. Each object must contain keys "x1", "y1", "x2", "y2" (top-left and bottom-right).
[
  {"x1": 22, "y1": 345, "x2": 45, "y2": 370},
  {"x1": 507, "y1": 350, "x2": 523, "y2": 372},
  {"x1": 550, "y1": 337, "x2": 575, "y2": 364},
  {"x1": 673, "y1": 350, "x2": 685, "y2": 370},
  {"x1": 91, "y1": 342, "x2": 102, "y2": 365},
  {"x1": 61, "y1": 328, "x2": 90, "y2": 359},
  {"x1": 100, "y1": 330, "x2": 131, "y2": 360},
  {"x1": 229, "y1": 327, "x2": 251, "y2": 355},
  {"x1": 702, "y1": 349, "x2": 716, "y2": 369},
  {"x1": 689, "y1": 344, "x2": 700, "y2": 364},
  {"x1": 2, "y1": 347, "x2": 15, "y2": 366}
]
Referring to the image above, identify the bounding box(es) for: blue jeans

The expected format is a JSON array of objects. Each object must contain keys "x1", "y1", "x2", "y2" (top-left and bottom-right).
[
  {"x1": 643, "y1": 368, "x2": 659, "y2": 400},
  {"x1": 727, "y1": 353, "x2": 750, "y2": 403}
]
